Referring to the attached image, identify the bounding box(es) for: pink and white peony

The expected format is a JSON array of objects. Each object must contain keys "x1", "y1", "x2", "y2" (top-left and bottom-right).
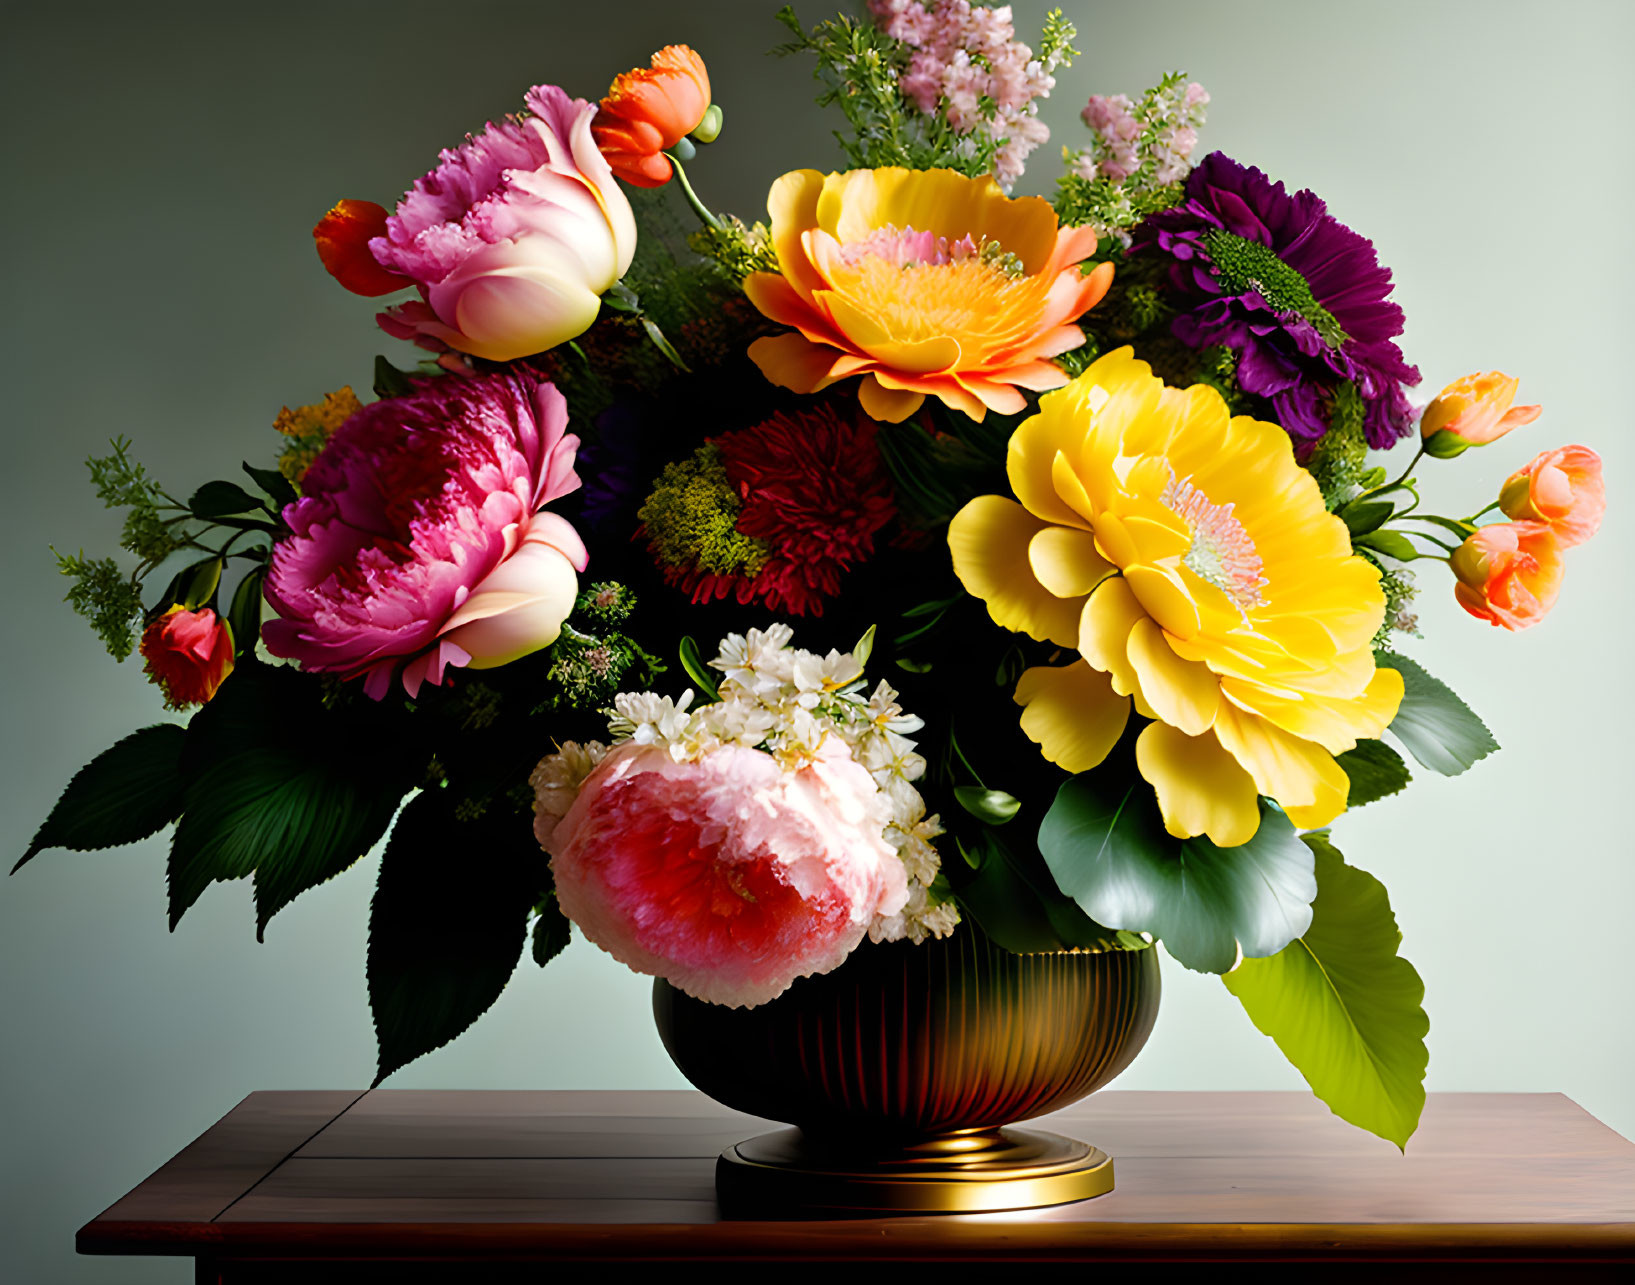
[
  {"x1": 263, "y1": 370, "x2": 586, "y2": 698},
  {"x1": 368, "y1": 85, "x2": 638, "y2": 362},
  {"x1": 544, "y1": 739, "x2": 908, "y2": 1008}
]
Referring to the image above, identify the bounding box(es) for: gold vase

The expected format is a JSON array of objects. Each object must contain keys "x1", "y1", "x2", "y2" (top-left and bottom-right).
[{"x1": 652, "y1": 923, "x2": 1161, "y2": 1215}]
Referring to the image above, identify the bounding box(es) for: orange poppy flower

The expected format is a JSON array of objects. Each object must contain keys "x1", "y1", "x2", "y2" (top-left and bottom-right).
[
  {"x1": 593, "y1": 45, "x2": 712, "y2": 188},
  {"x1": 743, "y1": 167, "x2": 1114, "y2": 423}
]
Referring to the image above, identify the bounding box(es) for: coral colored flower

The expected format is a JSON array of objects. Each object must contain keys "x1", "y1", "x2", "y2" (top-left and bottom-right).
[
  {"x1": 1420, "y1": 371, "x2": 1541, "y2": 458},
  {"x1": 1451, "y1": 522, "x2": 1564, "y2": 631},
  {"x1": 312, "y1": 200, "x2": 412, "y2": 298},
  {"x1": 592, "y1": 45, "x2": 713, "y2": 188},
  {"x1": 1134, "y1": 152, "x2": 1420, "y2": 448},
  {"x1": 638, "y1": 404, "x2": 897, "y2": 615},
  {"x1": 263, "y1": 371, "x2": 587, "y2": 699},
  {"x1": 1499, "y1": 446, "x2": 1604, "y2": 547},
  {"x1": 140, "y1": 606, "x2": 233, "y2": 710},
  {"x1": 368, "y1": 85, "x2": 637, "y2": 362},
  {"x1": 948, "y1": 348, "x2": 1403, "y2": 847},
  {"x1": 544, "y1": 740, "x2": 908, "y2": 1008},
  {"x1": 744, "y1": 167, "x2": 1113, "y2": 423}
]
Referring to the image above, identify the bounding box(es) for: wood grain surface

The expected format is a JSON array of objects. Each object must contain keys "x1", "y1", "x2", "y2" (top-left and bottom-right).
[{"x1": 76, "y1": 1090, "x2": 1635, "y2": 1281}]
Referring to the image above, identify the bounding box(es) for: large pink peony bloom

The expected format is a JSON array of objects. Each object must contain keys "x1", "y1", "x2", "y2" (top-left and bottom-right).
[
  {"x1": 369, "y1": 85, "x2": 638, "y2": 362},
  {"x1": 263, "y1": 370, "x2": 587, "y2": 698},
  {"x1": 546, "y1": 741, "x2": 909, "y2": 1008}
]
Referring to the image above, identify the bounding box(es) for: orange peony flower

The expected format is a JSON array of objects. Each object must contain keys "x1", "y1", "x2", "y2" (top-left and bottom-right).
[
  {"x1": 140, "y1": 606, "x2": 234, "y2": 709},
  {"x1": 312, "y1": 200, "x2": 411, "y2": 297},
  {"x1": 1450, "y1": 522, "x2": 1564, "y2": 631},
  {"x1": 1419, "y1": 371, "x2": 1540, "y2": 458},
  {"x1": 592, "y1": 45, "x2": 713, "y2": 188},
  {"x1": 743, "y1": 167, "x2": 1114, "y2": 424},
  {"x1": 1499, "y1": 445, "x2": 1605, "y2": 548}
]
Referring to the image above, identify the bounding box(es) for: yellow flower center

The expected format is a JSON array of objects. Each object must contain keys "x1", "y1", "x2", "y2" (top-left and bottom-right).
[
  {"x1": 829, "y1": 224, "x2": 1028, "y2": 345},
  {"x1": 1161, "y1": 471, "x2": 1267, "y2": 612}
]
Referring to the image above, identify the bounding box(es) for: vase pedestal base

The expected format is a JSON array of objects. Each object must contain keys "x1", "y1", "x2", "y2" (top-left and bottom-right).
[{"x1": 716, "y1": 1125, "x2": 1114, "y2": 1215}]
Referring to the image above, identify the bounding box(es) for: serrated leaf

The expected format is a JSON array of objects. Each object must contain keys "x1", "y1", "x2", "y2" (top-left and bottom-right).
[
  {"x1": 16, "y1": 724, "x2": 186, "y2": 872},
  {"x1": 242, "y1": 462, "x2": 297, "y2": 511},
  {"x1": 368, "y1": 790, "x2": 540, "y2": 1083},
  {"x1": 1375, "y1": 651, "x2": 1498, "y2": 776},
  {"x1": 531, "y1": 897, "x2": 572, "y2": 967},
  {"x1": 1336, "y1": 739, "x2": 1411, "y2": 807},
  {"x1": 188, "y1": 480, "x2": 264, "y2": 519},
  {"x1": 1223, "y1": 833, "x2": 1428, "y2": 1148},
  {"x1": 1039, "y1": 776, "x2": 1316, "y2": 974},
  {"x1": 953, "y1": 786, "x2": 1021, "y2": 826},
  {"x1": 167, "y1": 663, "x2": 410, "y2": 935}
]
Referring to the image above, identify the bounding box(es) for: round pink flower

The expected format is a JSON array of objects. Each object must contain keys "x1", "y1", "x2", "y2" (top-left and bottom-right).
[
  {"x1": 546, "y1": 741, "x2": 909, "y2": 1008},
  {"x1": 369, "y1": 85, "x2": 638, "y2": 362},
  {"x1": 263, "y1": 370, "x2": 586, "y2": 699}
]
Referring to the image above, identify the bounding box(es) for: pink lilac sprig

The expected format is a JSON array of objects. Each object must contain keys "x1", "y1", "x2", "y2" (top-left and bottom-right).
[
  {"x1": 1058, "y1": 73, "x2": 1209, "y2": 238},
  {"x1": 869, "y1": 1, "x2": 1077, "y2": 189}
]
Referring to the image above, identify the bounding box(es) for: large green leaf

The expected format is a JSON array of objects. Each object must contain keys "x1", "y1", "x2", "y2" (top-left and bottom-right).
[
  {"x1": 531, "y1": 896, "x2": 573, "y2": 967},
  {"x1": 1376, "y1": 651, "x2": 1498, "y2": 776},
  {"x1": 953, "y1": 828, "x2": 1143, "y2": 954},
  {"x1": 1336, "y1": 739, "x2": 1411, "y2": 807},
  {"x1": 1038, "y1": 775, "x2": 1315, "y2": 974},
  {"x1": 367, "y1": 790, "x2": 542, "y2": 1083},
  {"x1": 167, "y1": 663, "x2": 411, "y2": 935},
  {"x1": 15, "y1": 724, "x2": 187, "y2": 872},
  {"x1": 1223, "y1": 833, "x2": 1429, "y2": 1148}
]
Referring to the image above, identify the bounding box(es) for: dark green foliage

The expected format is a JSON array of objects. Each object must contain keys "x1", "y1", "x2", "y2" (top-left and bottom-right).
[
  {"x1": 1336, "y1": 739, "x2": 1412, "y2": 807},
  {"x1": 53, "y1": 549, "x2": 146, "y2": 660},
  {"x1": 367, "y1": 787, "x2": 543, "y2": 1083},
  {"x1": 531, "y1": 895, "x2": 573, "y2": 967},
  {"x1": 165, "y1": 662, "x2": 414, "y2": 937},
  {"x1": 15, "y1": 724, "x2": 187, "y2": 872}
]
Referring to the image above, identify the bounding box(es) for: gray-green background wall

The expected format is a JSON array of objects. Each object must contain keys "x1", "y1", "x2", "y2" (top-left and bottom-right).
[{"x1": 3, "y1": 2, "x2": 1630, "y2": 1279}]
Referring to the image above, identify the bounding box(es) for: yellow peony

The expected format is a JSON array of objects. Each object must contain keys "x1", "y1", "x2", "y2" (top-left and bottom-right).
[
  {"x1": 743, "y1": 167, "x2": 1113, "y2": 424},
  {"x1": 948, "y1": 349, "x2": 1404, "y2": 846}
]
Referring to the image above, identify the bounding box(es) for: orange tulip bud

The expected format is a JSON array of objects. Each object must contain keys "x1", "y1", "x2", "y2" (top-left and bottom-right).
[
  {"x1": 1498, "y1": 445, "x2": 1605, "y2": 548},
  {"x1": 593, "y1": 45, "x2": 713, "y2": 188},
  {"x1": 1420, "y1": 371, "x2": 1541, "y2": 458},
  {"x1": 313, "y1": 199, "x2": 411, "y2": 297},
  {"x1": 1450, "y1": 521, "x2": 1564, "y2": 631}
]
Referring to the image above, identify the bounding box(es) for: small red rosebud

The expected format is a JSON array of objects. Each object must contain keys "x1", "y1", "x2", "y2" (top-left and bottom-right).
[{"x1": 313, "y1": 199, "x2": 411, "y2": 297}]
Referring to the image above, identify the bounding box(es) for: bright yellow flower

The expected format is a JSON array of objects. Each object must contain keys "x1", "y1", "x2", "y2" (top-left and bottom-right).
[
  {"x1": 743, "y1": 167, "x2": 1113, "y2": 424},
  {"x1": 948, "y1": 349, "x2": 1404, "y2": 846}
]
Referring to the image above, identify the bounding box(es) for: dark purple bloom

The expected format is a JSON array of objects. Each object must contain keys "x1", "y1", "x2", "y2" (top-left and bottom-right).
[{"x1": 1133, "y1": 152, "x2": 1420, "y2": 448}]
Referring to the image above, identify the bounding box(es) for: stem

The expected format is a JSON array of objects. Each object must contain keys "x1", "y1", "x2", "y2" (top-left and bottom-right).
[
  {"x1": 1468, "y1": 500, "x2": 1502, "y2": 522},
  {"x1": 1383, "y1": 445, "x2": 1426, "y2": 493},
  {"x1": 664, "y1": 152, "x2": 722, "y2": 231}
]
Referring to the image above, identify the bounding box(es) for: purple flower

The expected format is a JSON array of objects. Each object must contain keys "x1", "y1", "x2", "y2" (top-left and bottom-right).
[{"x1": 1133, "y1": 152, "x2": 1420, "y2": 448}]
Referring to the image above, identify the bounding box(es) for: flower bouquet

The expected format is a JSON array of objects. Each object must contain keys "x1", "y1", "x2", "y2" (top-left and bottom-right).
[{"x1": 18, "y1": 1, "x2": 1605, "y2": 1207}]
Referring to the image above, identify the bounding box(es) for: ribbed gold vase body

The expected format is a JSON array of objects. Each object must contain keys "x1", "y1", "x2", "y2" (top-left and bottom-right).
[{"x1": 653, "y1": 926, "x2": 1160, "y2": 1141}]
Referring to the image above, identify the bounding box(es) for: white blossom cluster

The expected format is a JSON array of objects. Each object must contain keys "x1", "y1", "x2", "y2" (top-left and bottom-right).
[{"x1": 602, "y1": 625, "x2": 959, "y2": 943}]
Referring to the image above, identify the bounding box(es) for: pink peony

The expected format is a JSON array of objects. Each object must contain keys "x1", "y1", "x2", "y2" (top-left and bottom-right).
[
  {"x1": 263, "y1": 370, "x2": 586, "y2": 699},
  {"x1": 368, "y1": 85, "x2": 637, "y2": 362},
  {"x1": 545, "y1": 741, "x2": 909, "y2": 1008}
]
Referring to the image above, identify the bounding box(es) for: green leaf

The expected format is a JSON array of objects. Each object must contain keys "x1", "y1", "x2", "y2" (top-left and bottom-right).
[
  {"x1": 1222, "y1": 834, "x2": 1428, "y2": 1149},
  {"x1": 852, "y1": 623, "x2": 877, "y2": 670},
  {"x1": 1352, "y1": 530, "x2": 1420, "y2": 561},
  {"x1": 227, "y1": 567, "x2": 265, "y2": 659},
  {"x1": 1038, "y1": 776, "x2": 1316, "y2": 974},
  {"x1": 188, "y1": 480, "x2": 264, "y2": 519},
  {"x1": 677, "y1": 636, "x2": 720, "y2": 701},
  {"x1": 954, "y1": 786, "x2": 1021, "y2": 826},
  {"x1": 167, "y1": 663, "x2": 410, "y2": 935},
  {"x1": 1336, "y1": 739, "x2": 1411, "y2": 807},
  {"x1": 242, "y1": 462, "x2": 297, "y2": 511},
  {"x1": 640, "y1": 316, "x2": 692, "y2": 372},
  {"x1": 953, "y1": 830, "x2": 1138, "y2": 954},
  {"x1": 15, "y1": 724, "x2": 186, "y2": 873},
  {"x1": 1339, "y1": 499, "x2": 1394, "y2": 536},
  {"x1": 1375, "y1": 651, "x2": 1498, "y2": 776},
  {"x1": 368, "y1": 789, "x2": 540, "y2": 1083},
  {"x1": 531, "y1": 897, "x2": 572, "y2": 967},
  {"x1": 373, "y1": 354, "x2": 416, "y2": 398},
  {"x1": 181, "y1": 558, "x2": 223, "y2": 610}
]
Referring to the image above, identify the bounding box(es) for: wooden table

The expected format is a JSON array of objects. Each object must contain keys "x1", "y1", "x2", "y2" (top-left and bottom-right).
[{"x1": 78, "y1": 1090, "x2": 1635, "y2": 1282}]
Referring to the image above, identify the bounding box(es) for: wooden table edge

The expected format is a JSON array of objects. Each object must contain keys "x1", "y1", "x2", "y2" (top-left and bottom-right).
[{"x1": 75, "y1": 1219, "x2": 1635, "y2": 1262}]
